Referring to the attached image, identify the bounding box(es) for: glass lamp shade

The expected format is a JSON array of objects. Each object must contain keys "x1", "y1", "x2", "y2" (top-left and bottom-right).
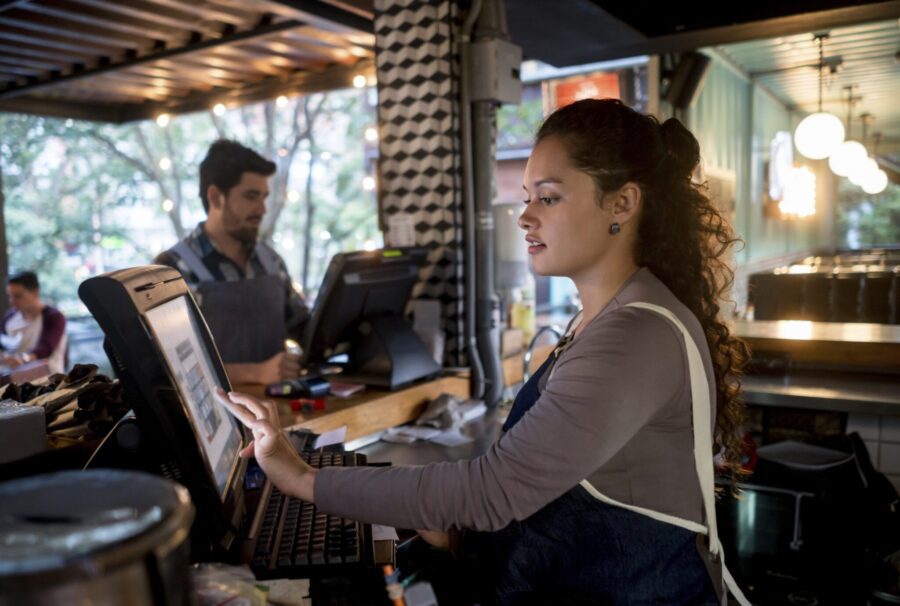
[
  {"x1": 794, "y1": 112, "x2": 845, "y2": 159},
  {"x1": 861, "y1": 169, "x2": 888, "y2": 195},
  {"x1": 827, "y1": 140, "x2": 868, "y2": 177},
  {"x1": 849, "y1": 157, "x2": 879, "y2": 186}
]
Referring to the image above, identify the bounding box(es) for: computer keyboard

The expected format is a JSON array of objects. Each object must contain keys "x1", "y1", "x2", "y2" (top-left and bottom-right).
[{"x1": 250, "y1": 451, "x2": 372, "y2": 577}]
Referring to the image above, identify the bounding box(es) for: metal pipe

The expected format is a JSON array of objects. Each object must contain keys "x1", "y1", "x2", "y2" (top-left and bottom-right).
[{"x1": 460, "y1": 0, "x2": 486, "y2": 399}]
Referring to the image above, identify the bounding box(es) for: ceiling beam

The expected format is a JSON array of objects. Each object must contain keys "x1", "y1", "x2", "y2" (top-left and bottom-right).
[
  {"x1": 0, "y1": 96, "x2": 123, "y2": 121},
  {"x1": 0, "y1": 18, "x2": 304, "y2": 101},
  {"x1": 551, "y1": 1, "x2": 900, "y2": 65},
  {"x1": 268, "y1": 0, "x2": 372, "y2": 33}
]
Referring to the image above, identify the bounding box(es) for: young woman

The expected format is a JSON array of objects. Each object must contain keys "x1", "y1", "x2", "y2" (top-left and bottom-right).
[{"x1": 217, "y1": 98, "x2": 750, "y2": 605}]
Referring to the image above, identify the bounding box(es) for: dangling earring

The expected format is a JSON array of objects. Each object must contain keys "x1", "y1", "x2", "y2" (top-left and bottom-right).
[{"x1": 609, "y1": 222, "x2": 620, "y2": 235}]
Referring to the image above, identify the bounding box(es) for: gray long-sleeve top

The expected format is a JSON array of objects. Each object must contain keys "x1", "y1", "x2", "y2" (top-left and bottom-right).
[{"x1": 315, "y1": 268, "x2": 716, "y2": 530}]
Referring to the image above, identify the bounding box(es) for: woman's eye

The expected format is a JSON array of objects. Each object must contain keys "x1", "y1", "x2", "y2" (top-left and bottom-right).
[{"x1": 539, "y1": 196, "x2": 557, "y2": 205}]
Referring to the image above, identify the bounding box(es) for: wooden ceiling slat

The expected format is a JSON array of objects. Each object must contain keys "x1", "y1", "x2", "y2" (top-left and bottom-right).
[
  {"x1": 316, "y1": 0, "x2": 373, "y2": 20},
  {"x1": 181, "y1": 51, "x2": 294, "y2": 78},
  {"x1": 70, "y1": 0, "x2": 228, "y2": 36},
  {"x1": 280, "y1": 25, "x2": 373, "y2": 53},
  {"x1": 22, "y1": 0, "x2": 186, "y2": 41},
  {"x1": 0, "y1": 22, "x2": 125, "y2": 54},
  {"x1": 160, "y1": 58, "x2": 273, "y2": 83},
  {"x1": 0, "y1": 62, "x2": 43, "y2": 76},
  {"x1": 220, "y1": 42, "x2": 332, "y2": 69},
  {"x1": 0, "y1": 40, "x2": 98, "y2": 62},
  {"x1": 137, "y1": 0, "x2": 261, "y2": 28},
  {"x1": 149, "y1": 59, "x2": 249, "y2": 84},
  {"x1": 249, "y1": 37, "x2": 355, "y2": 64},
  {"x1": 224, "y1": 0, "x2": 370, "y2": 35},
  {"x1": 129, "y1": 64, "x2": 238, "y2": 89},
  {"x1": 0, "y1": 12, "x2": 146, "y2": 48},
  {"x1": 0, "y1": 51, "x2": 59, "y2": 70},
  {"x1": 73, "y1": 77, "x2": 173, "y2": 101},
  {"x1": 100, "y1": 70, "x2": 203, "y2": 93}
]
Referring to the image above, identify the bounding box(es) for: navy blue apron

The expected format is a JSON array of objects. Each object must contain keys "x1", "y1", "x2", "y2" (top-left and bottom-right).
[{"x1": 476, "y1": 355, "x2": 719, "y2": 605}]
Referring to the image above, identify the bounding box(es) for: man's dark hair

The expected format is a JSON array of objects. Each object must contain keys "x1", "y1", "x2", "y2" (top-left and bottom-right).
[
  {"x1": 8, "y1": 271, "x2": 39, "y2": 291},
  {"x1": 198, "y1": 139, "x2": 276, "y2": 213}
]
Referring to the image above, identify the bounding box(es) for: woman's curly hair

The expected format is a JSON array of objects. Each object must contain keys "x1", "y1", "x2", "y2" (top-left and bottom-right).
[{"x1": 536, "y1": 98, "x2": 751, "y2": 480}]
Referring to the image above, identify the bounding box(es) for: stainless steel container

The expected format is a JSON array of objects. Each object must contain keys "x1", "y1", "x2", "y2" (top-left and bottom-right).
[{"x1": 0, "y1": 469, "x2": 195, "y2": 605}]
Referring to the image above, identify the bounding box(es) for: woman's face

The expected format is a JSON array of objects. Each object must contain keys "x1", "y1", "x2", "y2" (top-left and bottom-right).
[{"x1": 519, "y1": 136, "x2": 613, "y2": 280}]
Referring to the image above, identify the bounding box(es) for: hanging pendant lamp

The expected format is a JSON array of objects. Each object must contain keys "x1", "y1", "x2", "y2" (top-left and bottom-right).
[
  {"x1": 794, "y1": 34, "x2": 844, "y2": 160},
  {"x1": 828, "y1": 86, "x2": 868, "y2": 177}
]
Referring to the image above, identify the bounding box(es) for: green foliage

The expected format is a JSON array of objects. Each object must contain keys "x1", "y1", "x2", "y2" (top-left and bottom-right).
[
  {"x1": 1, "y1": 115, "x2": 142, "y2": 314},
  {"x1": 0, "y1": 87, "x2": 380, "y2": 313},
  {"x1": 496, "y1": 87, "x2": 544, "y2": 151},
  {"x1": 835, "y1": 177, "x2": 900, "y2": 248}
]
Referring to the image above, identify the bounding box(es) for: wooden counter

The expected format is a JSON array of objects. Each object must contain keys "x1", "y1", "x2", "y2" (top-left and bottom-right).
[
  {"x1": 733, "y1": 320, "x2": 900, "y2": 371},
  {"x1": 236, "y1": 375, "x2": 469, "y2": 442}
]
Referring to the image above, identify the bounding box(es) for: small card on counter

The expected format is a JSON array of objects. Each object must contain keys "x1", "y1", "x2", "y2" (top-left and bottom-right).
[
  {"x1": 313, "y1": 425, "x2": 347, "y2": 449},
  {"x1": 327, "y1": 380, "x2": 365, "y2": 398}
]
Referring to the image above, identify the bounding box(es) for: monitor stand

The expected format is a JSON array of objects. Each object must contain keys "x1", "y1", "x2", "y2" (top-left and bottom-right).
[{"x1": 342, "y1": 315, "x2": 441, "y2": 390}]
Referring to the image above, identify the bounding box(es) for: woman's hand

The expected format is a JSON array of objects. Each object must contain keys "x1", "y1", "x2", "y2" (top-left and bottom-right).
[{"x1": 214, "y1": 388, "x2": 317, "y2": 501}]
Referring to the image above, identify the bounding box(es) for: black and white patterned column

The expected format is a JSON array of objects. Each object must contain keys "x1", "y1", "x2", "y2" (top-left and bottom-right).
[{"x1": 374, "y1": 0, "x2": 466, "y2": 366}]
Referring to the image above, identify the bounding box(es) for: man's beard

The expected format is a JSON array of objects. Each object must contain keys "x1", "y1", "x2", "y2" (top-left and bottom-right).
[
  {"x1": 227, "y1": 224, "x2": 259, "y2": 245},
  {"x1": 223, "y1": 205, "x2": 261, "y2": 245}
]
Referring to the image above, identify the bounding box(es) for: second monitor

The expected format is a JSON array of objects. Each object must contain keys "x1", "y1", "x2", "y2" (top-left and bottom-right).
[{"x1": 301, "y1": 247, "x2": 441, "y2": 390}]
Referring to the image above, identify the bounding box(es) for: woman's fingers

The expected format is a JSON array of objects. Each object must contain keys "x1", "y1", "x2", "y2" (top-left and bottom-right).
[
  {"x1": 215, "y1": 390, "x2": 258, "y2": 427},
  {"x1": 262, "y1": 399, "x2": 281, "y2": 426},
  {"x1": 227, "y1": 391, "x2": 271, "y2": 420}
]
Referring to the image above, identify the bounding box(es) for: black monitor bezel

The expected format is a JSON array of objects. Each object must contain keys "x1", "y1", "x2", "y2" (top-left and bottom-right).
[
  {"x1": 79, "y1": 265, "x2": 248, "y2": 555},
  {"x1": 300, "y1": 247, "x2": 428, "y2": 368}
]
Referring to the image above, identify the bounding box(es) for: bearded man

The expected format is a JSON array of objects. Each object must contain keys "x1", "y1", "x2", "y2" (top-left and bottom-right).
[{"x1": 155, "y1": 140, "x2": 309, "y2": 385}]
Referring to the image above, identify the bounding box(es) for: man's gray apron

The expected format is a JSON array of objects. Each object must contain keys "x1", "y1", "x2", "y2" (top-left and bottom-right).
[{"x1": 172, "y1": 241, "x2": 286, "y2": 364}]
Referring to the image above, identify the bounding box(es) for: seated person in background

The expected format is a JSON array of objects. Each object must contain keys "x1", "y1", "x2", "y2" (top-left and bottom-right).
[
  {"x1": 2, "y1": 271, "x2": 67, "y2": 374},
  {"x1": 154, "y1": 139, "x2": 309, "y2": 385}
]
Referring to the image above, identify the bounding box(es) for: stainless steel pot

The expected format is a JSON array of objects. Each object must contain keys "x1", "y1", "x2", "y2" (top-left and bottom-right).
[{"x1": 0, "y1": 469, "x2": 195, "y2": 605}]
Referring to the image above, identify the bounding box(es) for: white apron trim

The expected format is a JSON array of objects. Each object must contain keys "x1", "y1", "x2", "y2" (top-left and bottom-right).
[{"x1": 578, "y1": 302, "x2": 750, "y2": 606}]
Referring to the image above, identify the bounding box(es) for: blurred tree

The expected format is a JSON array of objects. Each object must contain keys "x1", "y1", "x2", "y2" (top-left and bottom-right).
[
  {"x1": 0, "y1": 87, "x2": 380, "y2": 314},
  {"x1": 835, "y1": 178, "x2": 900, "y2": 248}
]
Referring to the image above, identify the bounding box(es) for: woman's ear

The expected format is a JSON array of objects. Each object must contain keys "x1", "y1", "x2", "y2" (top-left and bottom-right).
[{"x1": 610, "y1": 181, "x2": 641, "y2": 225}]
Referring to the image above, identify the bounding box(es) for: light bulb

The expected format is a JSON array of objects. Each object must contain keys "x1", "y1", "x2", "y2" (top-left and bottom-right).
[
  {"x1": 861, "y1": 169, "x2": 888, "y2": 195},
  {"x1": 827, "y1": 140, "x2": 867, "y2": 177},
  {"x1": 156, "y1": 113, "x2": 170, "y2": 127},
  {"x1": 213, "y1": 103, "x2": 226, "y2": 116},
  {"x1": 794, "y1": 112, "x2": 844, "y2": 160},
  {"x1": 849, "y1": 157, "x2": 878, "y2": 186}
]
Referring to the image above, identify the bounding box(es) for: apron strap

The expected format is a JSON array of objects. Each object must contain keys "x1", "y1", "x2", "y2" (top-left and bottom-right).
[
  {"x1": 626, "y1": 302, "x2": 719, "y2": 553},
  {"x1": 171, "y1": 241, "x2": 215, "y2": 283},
  {"x1": 254, "y1": 243, "x2": 282, "y2": 275},
  {"x1": 577, "y1": 301, "x2": 750, "y2": 606}
]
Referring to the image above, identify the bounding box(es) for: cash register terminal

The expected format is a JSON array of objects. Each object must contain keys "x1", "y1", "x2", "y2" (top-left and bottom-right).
[{"x1": 78, "y1": 266, "x2": 375, "y2": 580}]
